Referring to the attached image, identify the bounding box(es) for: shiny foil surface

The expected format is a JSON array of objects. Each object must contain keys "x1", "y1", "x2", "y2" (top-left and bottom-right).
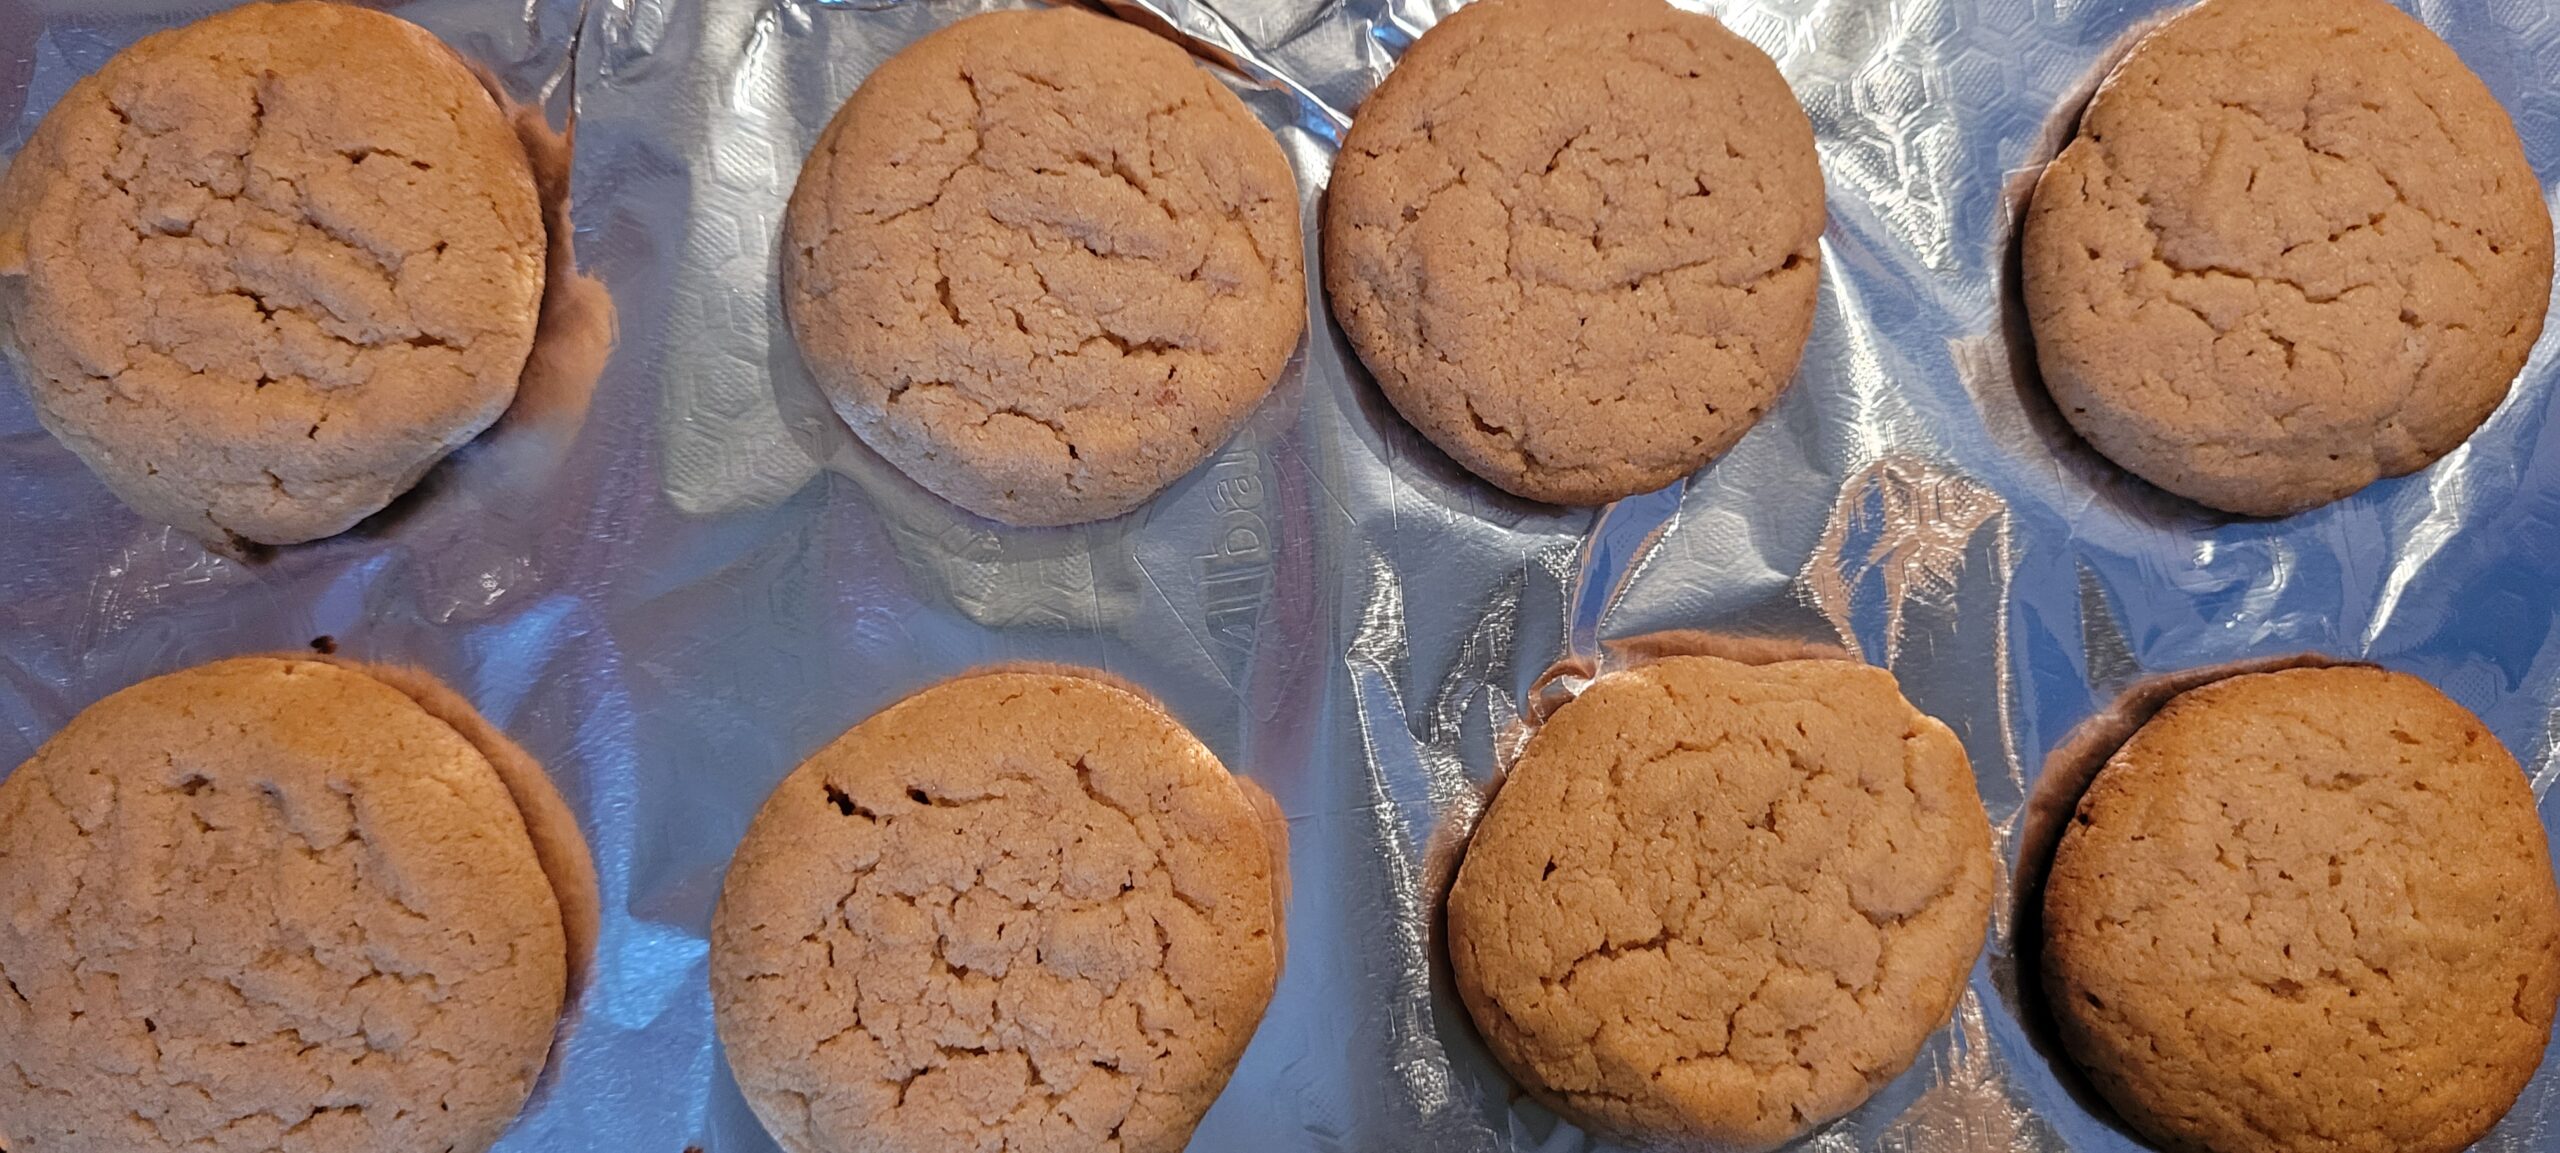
[{"x1": 4, "y1": 0, "x2": 2560, "y2": 1150}]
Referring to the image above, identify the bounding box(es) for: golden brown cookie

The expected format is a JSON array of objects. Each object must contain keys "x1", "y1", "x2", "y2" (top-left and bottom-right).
[
  {"x1": 0, "y1": 1, "x2": 546, "y2": 547},
  {"x1": 319, "y1": 657, "x2": 600, "y2": 988},
  {"x1": 1324, "y1": 0, "x2": 1825, "y2": 506},
  {"x1": 2021, "y1": 0, "x2": 2552, "y2": 516},
  {"x1": 710, "y1": 671, "x2": 1281, "y2": 1153},
  {"x1": 2043, "y1": 666, "x2": 2560, "y2": 1153},
  {"x1": 783, "y1": 9, "x2": 1305, "y2": 527},
  {"x1": 0, "y1": 657, "x2": 569, "y2": 1153},
  {"x1": 1447, "y1": 655, "x2": 1995, "y2": 1151}
]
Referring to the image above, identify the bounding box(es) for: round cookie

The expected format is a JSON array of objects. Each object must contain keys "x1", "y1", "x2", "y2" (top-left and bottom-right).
[
  {"x1": 2021, "y1": 0, "x2": 2553, "y2": 516},
  {"x1": 0, "y1": 1, "x2": 546, "y2": 547},
  {"x1": 710, "y1": 671, "x2": 1280, "y2": 1153},
  {"x1": 783, "y1": 9, "x2": 1305, "y2": 527},
  {"x1": 2042, "y1": 666, "x2": 2560, "y2": 1153},
  {"x1": 1447, "y1": 655, "x2": 1995, "y2": 1151},
  {"x1": 0, "y1": 657, "x2": 569, "y2": 1153},
  {"x1": 1324, "y1": 0, "x2": 1825, "y2": 506}
]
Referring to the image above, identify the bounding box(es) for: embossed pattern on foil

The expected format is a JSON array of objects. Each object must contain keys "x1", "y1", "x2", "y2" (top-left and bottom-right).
[{"x1": 2, "y1": 0, "x2": 2559, "y2": 1150}]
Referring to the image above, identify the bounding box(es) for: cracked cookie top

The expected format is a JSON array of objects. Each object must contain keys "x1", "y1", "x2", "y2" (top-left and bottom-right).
[
  {"x1": 2021, "y1": 0, "x2": 2552, "y2": 516},
  {"x1": 782, "y1": 8, "x2": 1304, "y2": 527},
  {"x1": 2043, "y1": 665, "x2": 2560, "y2": 1153},
  {"x1": 710, "y1": 671, "x2": 1280, "y2": 1153},
  {"x1": 0, "y1": 657, "x2": 568, "y2": 1153},
  {"x1": 0, "y1": 1, "x2": 546, "y2": 546},
  {"x1": 1446, "y1": 655, "x2": 1994, "y2": 1152},
  {"x1": 1323, "y1": 0, "x2": 1824, "y2": 506}
]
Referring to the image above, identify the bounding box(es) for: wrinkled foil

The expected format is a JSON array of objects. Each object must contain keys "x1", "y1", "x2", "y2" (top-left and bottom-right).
[{"x1": 4, "y1": 0, "x2": 2560, "y2": 1149}]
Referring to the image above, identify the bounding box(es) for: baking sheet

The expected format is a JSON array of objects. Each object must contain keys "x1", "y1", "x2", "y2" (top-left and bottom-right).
[{"x1": 4, "y1": 0, "x2": 2560, "y2": 1149}]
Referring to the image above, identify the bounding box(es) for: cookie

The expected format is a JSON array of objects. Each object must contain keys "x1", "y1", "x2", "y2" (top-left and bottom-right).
[
  {"x1": 1447, "y1": 655, "x2": 1995, "y2": 1151},
  {"x1": 0, "y1": 1, "x2": 545, "y2": 547},
  {"x1": 324, "y1": 657, "x2": 601, "y2": 986},
  {"x1": 1324, "y1": 0, "x2": 1825, "y2": 506},
  {"x1": 2021, "y1": 0, "x2": 2552, "y2": 516},
  {"x1": 0, "y1": 657, "x2": 569, "y2": 1153},
  {"x1": 2042, "y1": 666, "x2": 2560, "y2": 1153},
  {"x1": 710, "y1": 671, "x2": 1281, "y2": 1153},
  {"x1": 783, "y1": 9, "x2": 1305, "y2": 527}
]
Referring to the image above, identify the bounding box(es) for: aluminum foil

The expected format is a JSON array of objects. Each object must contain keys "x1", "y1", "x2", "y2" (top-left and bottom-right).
[{"x1": 4, "y1": 0, "x2": 2560, "y2": 1149}]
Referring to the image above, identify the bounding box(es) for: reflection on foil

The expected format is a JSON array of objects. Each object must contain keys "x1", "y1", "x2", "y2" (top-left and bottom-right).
[
  {"x1": 1878, "y1": 995, "x2": 2046, "y2": 1153},
  {"x1": 2363, "y1": 443, "x2": 2474, "y2": 651},
  {"x1": 457, "y1": 95, "x2": 618, "y2": 506},
  {"x1": 1804, "y1": 455, "x2": 2007, "y2": 667},
  {"x1": 842, "y1": 442, "x2": 1142, "y2": 632},
  {"x1": 1564, "y1": 480, "x2": 1686, "y2": 658},
  {"x1": 1343, "y1": 552, "x2": 1483, "y2": 1140},
  {"x1": 1057, "y1": 0, "x2": 1350, "y2": 133},
  {"x1": 2534, "y1": 714, "x2": 2560, "y2": 801},
  {"x1": 1737, "y1": 0, "x2": 1969, "y2": 275},
  {"x1": 1505, "y1": 1114, "x2": 1591, "y2": 1153},
  {"x1": 1169, "y1": 431, "x2": 1284, "y2": 686},
  {"x1": 2073, "y1": 563, "x2": 2140, "y2": 696},
  {"x1": 654, "y1": 0, "x2": 826, "y2": 518}
]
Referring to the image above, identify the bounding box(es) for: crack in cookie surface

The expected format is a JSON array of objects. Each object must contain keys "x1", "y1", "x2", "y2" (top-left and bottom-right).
[
  {"x1": 0, "y1": 658, "x2": 567, "y2": 1153},
  {"x1": 1446, "y1": 656, "x2": 1994, "y2": 1153},
  {"x1": 2043, "y1": 666, "x2": 2560, "y2": 1153},
  {"x1": 782, "y1": 8, "x2": 1304, "y2": 527},
  {"x1": 711, "y1": 673, "x2": 1279, "y2": 1153},
  {"x1": 2021, "y1": 0, "x2": 2552, "y2": 515},
  {"x1": 1323, "y1": 0, "x2": 1824, "y2": 505},
  {"x1": 0, "y1": 2, "x2": 546, "y2": 545}
]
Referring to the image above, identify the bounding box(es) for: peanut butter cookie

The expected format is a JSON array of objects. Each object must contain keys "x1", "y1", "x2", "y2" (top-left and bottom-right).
[
  {"x1": 1447, "y1": 655, "x2": 1995, "y2": 1151},
  {"x1": 2022, "y1": 0, "x2": 2552, "y2": 515},
  {"x1": 2043, "y1": 666, "x2": 2560, "y2": 1153},
  {"x1": 0, "y1": 657, "x2": 569, "y2": 1153},
  {"x1": 0, "y1": 1, "x2": 545, "y2": 546},
  {"x1": 711, "y1": 671, "x2": 1280, "y2": 1153},
  {"x1": 1325, "y1": 0, "x2": 1825, "y2": 506},
  {"x1": 783, "y1": 9, "x2": 1305, "y2": 527}
]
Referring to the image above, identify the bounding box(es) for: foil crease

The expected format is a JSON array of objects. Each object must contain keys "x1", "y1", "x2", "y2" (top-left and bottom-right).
[{"x1": 3, "y1": 0, "x2": 2560, "y2": 1150}]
